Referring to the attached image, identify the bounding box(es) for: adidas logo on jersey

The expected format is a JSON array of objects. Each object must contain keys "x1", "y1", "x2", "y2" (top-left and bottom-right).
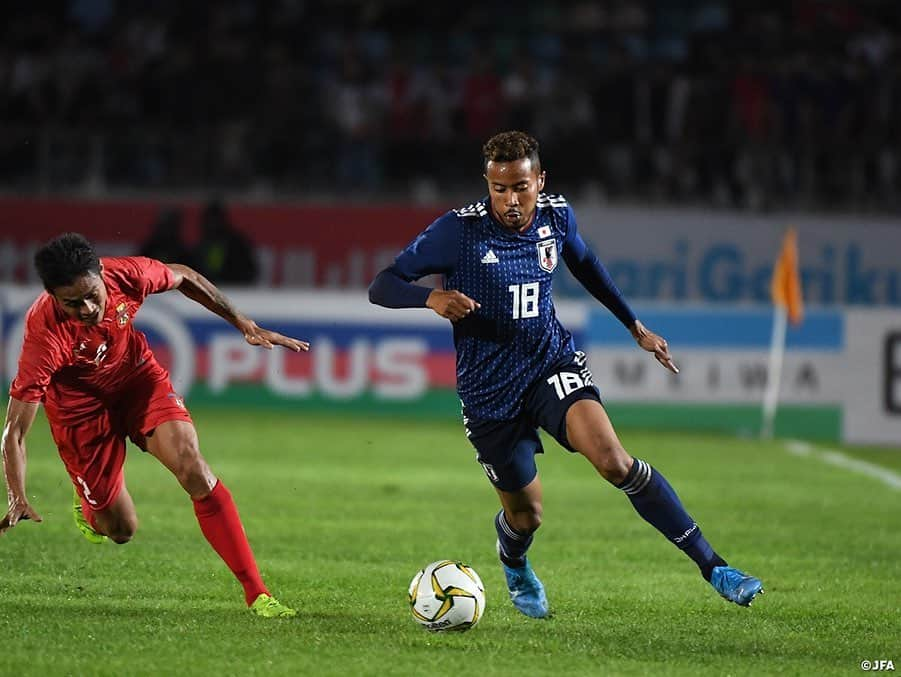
[{"x1": 481, "y1": 249, "x2": 499, "y2": 264}]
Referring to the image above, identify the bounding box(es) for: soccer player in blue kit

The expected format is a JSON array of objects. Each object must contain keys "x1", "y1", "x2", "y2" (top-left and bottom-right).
[{"x1": 369, "y1": 131, "x2": 763, "y2": 617}]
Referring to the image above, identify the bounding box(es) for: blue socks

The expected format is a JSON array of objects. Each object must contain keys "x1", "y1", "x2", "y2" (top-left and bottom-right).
[
  {"x1": 495, "y1": 510, "x2": 533, "y2": 568},
  {"x1": 493, "y1": 458, "x2": 727, "y2": 581},
  {"x1": 618, "y1": 458, "x2": 726, "y2": 580}
]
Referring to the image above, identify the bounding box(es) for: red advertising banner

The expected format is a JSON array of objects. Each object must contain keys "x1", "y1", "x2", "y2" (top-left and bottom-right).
[{"x1": 0, "y1": 197, "x2": 447, "y2": 286}]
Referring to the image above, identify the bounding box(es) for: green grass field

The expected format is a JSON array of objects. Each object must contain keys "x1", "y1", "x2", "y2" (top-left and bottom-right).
[{"x1": 1, "y1": 409, "x2": 898, "y2": 676}]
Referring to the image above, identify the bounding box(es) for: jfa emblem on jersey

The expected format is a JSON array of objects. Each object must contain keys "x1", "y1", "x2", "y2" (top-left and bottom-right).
[
  {"x1": 116, "y1": 302, "x2": 130, "y2": 327},
  {"x1": 537, "y1": 238, "x2": 558, "y2": 272}
]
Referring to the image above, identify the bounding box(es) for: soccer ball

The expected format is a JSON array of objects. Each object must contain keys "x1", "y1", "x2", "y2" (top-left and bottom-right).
[{"x1": 408, "y1": 560, "x2": 486, "y2": 631}]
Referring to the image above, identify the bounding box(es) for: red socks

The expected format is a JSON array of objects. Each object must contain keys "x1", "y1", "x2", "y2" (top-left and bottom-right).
[{"x1": 192, "y1": 480, "x2": 268, "y2": 605}]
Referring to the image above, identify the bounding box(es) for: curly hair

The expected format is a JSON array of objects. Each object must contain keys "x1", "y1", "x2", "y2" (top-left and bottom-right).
[
  {"x1": 34, "y1": 232, "x2": 101, "y2": 291},
  {"x1": 482, "y1": 131, "x2": 541, "y2": 172}
]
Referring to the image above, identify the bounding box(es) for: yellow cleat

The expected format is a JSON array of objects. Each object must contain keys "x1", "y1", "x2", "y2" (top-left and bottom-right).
[
  {"x1": 250, "y1": 593, "x2": 297, "y2": 618},
  {"x1": 72, "y1": 488, "x2": 107, "y2": 544}
]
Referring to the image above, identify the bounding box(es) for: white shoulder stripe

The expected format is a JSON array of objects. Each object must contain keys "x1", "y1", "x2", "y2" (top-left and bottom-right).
[
  {"x1": 453, "y1": 202, "x2": 488, "y2": 218},
  {"x1": 537, "y1": 193, "x2": 568, "y2": 208}
]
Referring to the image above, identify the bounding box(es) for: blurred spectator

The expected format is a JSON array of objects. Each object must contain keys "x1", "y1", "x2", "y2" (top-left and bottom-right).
[
  {"x1": 192, "y1": 199, "x2": 258, "y2": 285},
  {"x1": 460, "y1": 49, "x2": 503, "y2": 140},
  {"x1": 328, "y1": 45, "x2": 386, "y2": 190},
  {"x1": 2, "y1": 1, "x2": 901, "y2": 212},
  {"x1": 138, "y1": 207, "x2": 190, "y2": 263}
]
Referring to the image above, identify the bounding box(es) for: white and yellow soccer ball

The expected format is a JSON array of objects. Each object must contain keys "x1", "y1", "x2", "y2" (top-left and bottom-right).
[{"x1": 408, "y1": 560, "x2": 486, "y2": 631}]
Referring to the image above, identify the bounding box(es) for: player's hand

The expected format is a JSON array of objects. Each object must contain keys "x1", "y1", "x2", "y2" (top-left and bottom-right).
[
  {"x1": 426, "y1": 290, "x2": 481, "y2": 322},
  {"x1": 0, "y1": 498, "x2": 43, "y2": 535},
  {"x1": 630, "y1": 320, "x2": 679, "y2": 374},
  {"x1": 239, "y1": 319, "x2": 310, "y2": 352}
]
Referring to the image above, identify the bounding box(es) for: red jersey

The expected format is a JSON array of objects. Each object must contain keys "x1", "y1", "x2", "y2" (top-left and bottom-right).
[{"x1": 9, "y1": 257, "x2": 175, "y2": 424}]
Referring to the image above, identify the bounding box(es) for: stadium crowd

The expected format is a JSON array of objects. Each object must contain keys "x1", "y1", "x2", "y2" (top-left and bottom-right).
[{"x1": 1, "y1": 0, "x2": 900, "y2": 211}]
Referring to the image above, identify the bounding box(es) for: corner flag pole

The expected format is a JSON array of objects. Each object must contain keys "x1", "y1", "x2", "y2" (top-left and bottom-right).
[
  {"x1": 761, "y1": 305, "x2": 787, "y2": 439},
  {"x1": 762, "y1": 227, "x2": 803, "y2": 439}
]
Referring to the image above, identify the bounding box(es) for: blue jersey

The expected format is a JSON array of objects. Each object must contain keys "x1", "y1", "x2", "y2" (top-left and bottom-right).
[{"x1": 385, "y1": 193, "x2": 633, "y2": 421}]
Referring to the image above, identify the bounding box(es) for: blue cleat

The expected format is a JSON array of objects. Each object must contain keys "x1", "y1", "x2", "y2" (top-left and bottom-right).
[
  {"x1": 710, "y1": 566, "x2": 764, "y2": 607},
  {"x1": 499, "y1": 553, "x2": 549, "y2": 618}
]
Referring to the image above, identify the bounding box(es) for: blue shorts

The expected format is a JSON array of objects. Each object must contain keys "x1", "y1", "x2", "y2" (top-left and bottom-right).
[{"x1": 463, "y1": 351, "x2": 601, "y2": 492}]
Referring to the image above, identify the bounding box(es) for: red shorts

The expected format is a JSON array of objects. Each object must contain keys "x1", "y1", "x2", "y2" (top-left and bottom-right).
[{"x1": 49, "y1": 373, "x2": 193, "y2": 511}]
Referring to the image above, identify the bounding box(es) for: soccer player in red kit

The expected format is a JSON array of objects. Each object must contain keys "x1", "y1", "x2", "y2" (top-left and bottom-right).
[{"x1": 0, "y1": 233, "x2": 308, "y2": 618}]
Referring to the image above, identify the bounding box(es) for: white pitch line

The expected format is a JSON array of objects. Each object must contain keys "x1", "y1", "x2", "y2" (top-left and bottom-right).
[{"x1": 785, "y1": 440, "x2": 901, "y2": 491}]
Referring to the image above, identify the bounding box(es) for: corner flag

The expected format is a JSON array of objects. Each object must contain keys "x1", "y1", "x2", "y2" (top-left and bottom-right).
[
  {"x1": 762, "y1": 227, "x2": 804, "y2": 438},
  {"x1": 770, "y1": 227, "x2": 804, "y2": 325}
]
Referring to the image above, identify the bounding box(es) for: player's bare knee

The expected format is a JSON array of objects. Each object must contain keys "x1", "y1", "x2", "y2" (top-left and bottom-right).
[
  {"x1": 108, "y1": 516, "x2": 137, "y2": 544},
  {"x1": 109, "y1": 530, "x2": 133, "y2": 544},
  {"x1": 170, "y1": 440, "x2": 214, "y2": 495},
  {"x1": 524, "y1": 510, "x2": 542, "y2": 532},
  {"x1": 176, "y1": 461, "x2": 214, "y2": 497},
  {"x1": 510, "y1": 506, "x2": 542, "y2": 533},
  {"x1": 586, "y1": 443, "x2": 632, "y2": 484}
]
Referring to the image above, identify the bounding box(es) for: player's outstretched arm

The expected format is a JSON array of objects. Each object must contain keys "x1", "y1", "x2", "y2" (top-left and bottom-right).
[
  {"x1": 561, "y1": 228, "x2": 677, "y2": 373},
  {"x1": 630, "y1": 320, "x2": 679, "y2": 374},
  {"x1": 0, "y1": 398, "x2": 43, "y2": 534},
  {"x1": 166, "y1": 263, "x2": 310, "y2": 352}
]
